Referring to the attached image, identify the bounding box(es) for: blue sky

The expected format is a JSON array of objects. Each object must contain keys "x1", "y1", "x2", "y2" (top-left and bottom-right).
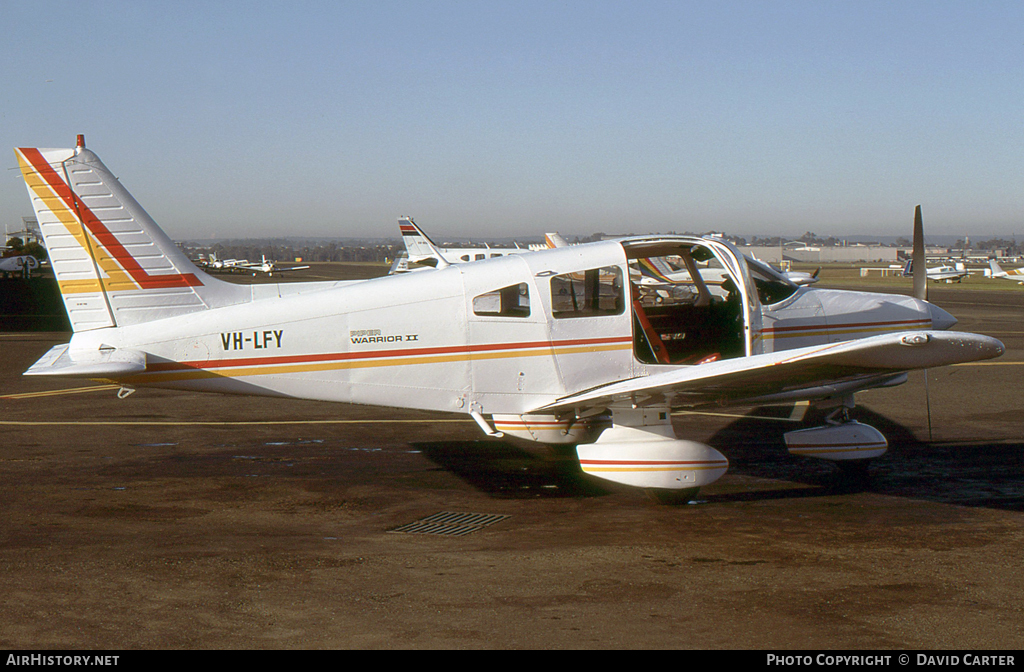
[{"x1": 2, "y1": 1, "x2": 1022, "y2": 241}]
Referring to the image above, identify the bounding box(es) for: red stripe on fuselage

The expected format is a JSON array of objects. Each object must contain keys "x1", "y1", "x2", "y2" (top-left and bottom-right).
[{"x1": 144, "y1": 335, "x2": 635, "y2": 373}]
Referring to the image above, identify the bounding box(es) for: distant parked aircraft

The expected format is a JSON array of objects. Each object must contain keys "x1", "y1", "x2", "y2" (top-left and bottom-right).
[
  {"x1": 988, "y1": 259, "x2": 1024, "y2": 284},
  {"x1": 395, "y1": 217, "x2": 563, "y2": 271},
  {"x1": 0, "y1": 254, "x2": 39, "y2": 278},
  {"x1": 238, "y1": 255, "x2": 310, "y2": 277},
  {"x1": 901, "y1": 259, "x2": 969, "y2": 283}
]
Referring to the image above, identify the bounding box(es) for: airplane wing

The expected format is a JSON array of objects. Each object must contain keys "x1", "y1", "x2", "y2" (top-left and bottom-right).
[
  {"x1": 533, "y1": 330, "x2": 1003, "y2": 414},
  {"x1": 273, "y1": 265, "x2": 310, "y2": 272}
]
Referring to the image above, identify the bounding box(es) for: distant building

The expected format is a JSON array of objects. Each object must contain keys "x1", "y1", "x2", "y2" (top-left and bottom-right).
[
  {"x1": 738, "y1": 244, "x2": 897, "y2": 264},
  {"x1": 4, "y1": 217, "x2": 42, "y2": 246}
]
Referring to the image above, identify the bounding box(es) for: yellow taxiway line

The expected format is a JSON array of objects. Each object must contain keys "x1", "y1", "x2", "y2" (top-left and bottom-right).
[{"x1": 0, "y1": 384, "x2": 120, "y2": 400}]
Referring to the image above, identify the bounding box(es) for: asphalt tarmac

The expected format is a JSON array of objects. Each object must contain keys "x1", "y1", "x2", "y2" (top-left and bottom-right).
[{"x1": 1, "y1": 270, "x2": 1022, "y2": 649}]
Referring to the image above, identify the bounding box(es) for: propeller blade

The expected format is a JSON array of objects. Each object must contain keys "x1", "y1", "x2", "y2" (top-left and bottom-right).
[{"x1": 912, "y1": 205, "x2": 927, "y2": 302}]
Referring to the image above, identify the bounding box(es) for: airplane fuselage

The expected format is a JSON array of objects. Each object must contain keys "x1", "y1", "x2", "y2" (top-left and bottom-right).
[{"x1": 16, "y1": 140, "x2": 1002, "y2": 493}]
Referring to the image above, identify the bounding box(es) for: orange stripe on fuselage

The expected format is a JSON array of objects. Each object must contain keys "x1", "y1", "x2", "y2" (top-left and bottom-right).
[{"x1": 125, "y1": 336, "x2": 635, "y2": 384}]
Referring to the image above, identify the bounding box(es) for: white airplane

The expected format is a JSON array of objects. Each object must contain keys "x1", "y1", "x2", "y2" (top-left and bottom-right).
[
  {"x1": 199, "y1": 252, "x2": 247, "y2": 272},
  {"x1": 239, "y1": 254, "x2": 310, "y2": 277},
  {"x1": 901, "y1": 259, "x2": 970, "y2": 283},
  {"x1": 987, "y1": 259, "x2": 1024, "y2": 284},
  {"x1": 399, "y1": 217, "x2": 542, "y2": 267},
  {"x1": 0, "y1": 254, "x2": 40, "y2": 277},
  {"x1": 534, "y1": 232, "x2": 570, "y2": 250},
  {"x1": 782, "y1": 267, "x2": 820, "y2": 286},
  {"x1": 14, "y1": 138, "x2": 1004, "y2": 498}
]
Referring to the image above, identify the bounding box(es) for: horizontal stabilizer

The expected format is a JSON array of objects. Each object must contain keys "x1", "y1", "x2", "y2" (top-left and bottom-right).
[
  {"x1": 25, "y1": 344, "x2": 147, "y2": 377},
  {"x1": 535, "y1": 330, "x2": 1004, "y2": 413}
]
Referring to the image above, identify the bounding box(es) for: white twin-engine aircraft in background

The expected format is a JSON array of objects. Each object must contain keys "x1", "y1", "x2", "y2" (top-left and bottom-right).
[
  {"x1": 15, "y1": 137, "x2": 1004, "y2": 497},
  {"x1": 399, "y1": 217, "x2": 530, "y2": 266},
  {"x1": 395, "y1": 217, "x2": 567, "y2": 272}
]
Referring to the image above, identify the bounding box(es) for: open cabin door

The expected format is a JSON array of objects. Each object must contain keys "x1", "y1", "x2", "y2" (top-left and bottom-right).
[{"x1": 622, "y1": 238, "x2": 762, "y2": 366}]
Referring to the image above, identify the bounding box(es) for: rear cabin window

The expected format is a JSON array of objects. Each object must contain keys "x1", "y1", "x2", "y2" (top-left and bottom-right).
[
  {"x1": 473, "y1": 283, "x2": 531, "y2": 318},
  {"x1": 550, "y1": 266, "x2": 625, "y2": 318}
]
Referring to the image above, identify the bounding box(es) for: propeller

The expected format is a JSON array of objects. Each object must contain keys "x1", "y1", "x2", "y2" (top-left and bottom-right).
[
  {"x1": 912, "y1": 205, "x2": 933, "y2": 439},
  {"x1": 912, "y1": 205, "x2": 927, "y2": 302}
]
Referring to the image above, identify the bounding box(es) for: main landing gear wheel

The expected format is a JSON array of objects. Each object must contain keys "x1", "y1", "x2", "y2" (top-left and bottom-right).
[{"x1": 645, "y1": 487, "x2": 701, "y2": 505}]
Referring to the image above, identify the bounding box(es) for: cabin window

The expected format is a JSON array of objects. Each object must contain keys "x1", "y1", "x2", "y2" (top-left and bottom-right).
[
  {"x1": 473, "y1": 283, "x2": 531, "y2": 318},
  {"x1": 475, "y1": 254, "x2": 486, "y2": 261},
  {"x1": 460, "y1": 255, "x2": 470, "y2": 262},
  {"x1": 550, "y1": 266, "x2": 625, "y2": 318}
]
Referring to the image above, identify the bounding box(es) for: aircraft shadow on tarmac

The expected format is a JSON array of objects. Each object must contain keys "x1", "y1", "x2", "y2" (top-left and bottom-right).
[
  {"x1": 708, "y1": 407, "x2": 1024, "y2": 512},
  {"x1": 415, "y1": 408, "x2": 1024, "y2": 511},
  {"x1": 412, "y1": 440, "x2": 613, "y2": 499}
]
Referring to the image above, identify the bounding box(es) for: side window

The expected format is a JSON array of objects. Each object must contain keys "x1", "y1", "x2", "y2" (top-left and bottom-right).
[
  {"x1": 475, "y1": 253, "x2": 486, "y2": 261},
  {"x1": 473, "y1": 283, "x2": 531, "y2": 318},
  {"x1": 550, "y1": 266, "x2": 624, "y2": 318}
]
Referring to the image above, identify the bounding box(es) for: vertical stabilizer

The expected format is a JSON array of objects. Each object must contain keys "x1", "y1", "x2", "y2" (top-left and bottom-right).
[
  {"x1": 398, "y1": 217, "x2": 450, "y2": 268},
  {"x1": 15, "y1": 138, "x2": 249, "y2": 331},
  {"x1": 545, "y1": 232, "x2": 569, "y2": 248}
]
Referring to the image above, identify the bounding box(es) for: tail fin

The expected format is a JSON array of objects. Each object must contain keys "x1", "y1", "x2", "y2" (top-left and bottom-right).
[
  {"x1": 15, "y1": 137, "x2": 248, "y2": 331},
  {"x1": 397, "y1": 217, "x2": 450, "y2": 268},
  {"x1": 989, "y1": 259, "x2": 1006, "y2": 278},
  {"x1": 636, "y1": 257, "x2": 678, "y2": 284},
  {"x1": 545, "y1": 232, "x2": 569, "y2": 248}
]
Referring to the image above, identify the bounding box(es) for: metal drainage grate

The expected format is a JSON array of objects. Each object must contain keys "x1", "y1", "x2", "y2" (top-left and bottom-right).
[{"x1": 390, "y1": 511, "x2": 510, "y2": 537}]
